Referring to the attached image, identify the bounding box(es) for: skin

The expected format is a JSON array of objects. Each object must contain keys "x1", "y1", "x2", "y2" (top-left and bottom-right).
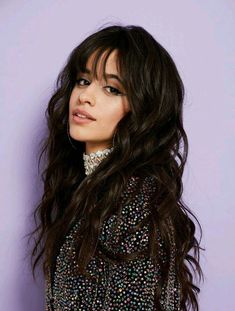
[{"x1": 69, "y1": 50, "x2": 130, "y2": 154}]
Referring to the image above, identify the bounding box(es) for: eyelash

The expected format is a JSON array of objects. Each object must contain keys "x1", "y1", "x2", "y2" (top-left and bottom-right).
[{"x1": 75, "y1": 78, "x2": 123, "y2": 96}]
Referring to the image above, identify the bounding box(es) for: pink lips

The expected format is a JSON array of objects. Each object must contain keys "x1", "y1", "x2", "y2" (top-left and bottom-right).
[
  {"x1": 72, "y1": 114, "x2": 94, "y2": 124},
  {"x1": 72, "y1": 108, "x2": 96, "y2": 121}
]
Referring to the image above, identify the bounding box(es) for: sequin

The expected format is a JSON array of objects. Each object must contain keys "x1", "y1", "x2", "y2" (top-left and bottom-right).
[
  {"x1": 83, "y1": 148, "x2": 114, "y2": 175},
  {"x1": 45, "y1": 176, "x2": 181, "y2": 310}
]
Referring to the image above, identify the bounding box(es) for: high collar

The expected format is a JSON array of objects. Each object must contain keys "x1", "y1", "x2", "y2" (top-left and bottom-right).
[{"x1": 83, "y1": 147, "x2": 114, "y2": 175}]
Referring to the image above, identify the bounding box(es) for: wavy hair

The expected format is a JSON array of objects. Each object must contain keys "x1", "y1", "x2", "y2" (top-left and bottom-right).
[{"x1": 30, "y1": 24, "x2": 204, "y2": 310}]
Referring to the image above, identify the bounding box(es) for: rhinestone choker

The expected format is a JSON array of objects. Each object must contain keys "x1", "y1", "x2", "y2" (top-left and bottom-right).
[{"x1": 83, "y1": 147, "x2": 114, "y2": 176}]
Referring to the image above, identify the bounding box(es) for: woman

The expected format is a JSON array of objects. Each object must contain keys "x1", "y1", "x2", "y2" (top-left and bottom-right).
[{"x1": 31, "y1": 24, "x2": 203, "y2": 310}]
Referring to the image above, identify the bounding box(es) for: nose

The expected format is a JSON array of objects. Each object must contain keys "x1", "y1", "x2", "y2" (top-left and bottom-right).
[{"x1": 78, "y1": 83, "x2": 96, "y2": 106}]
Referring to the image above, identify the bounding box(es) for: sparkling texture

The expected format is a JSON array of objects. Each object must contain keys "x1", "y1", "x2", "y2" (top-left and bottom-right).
[
  {"x1": 83, "y1": 148, "x2": 114, "y2": 175},
  {"x1": 45, "y1": 152, "x2": 181, "y2": 310}
]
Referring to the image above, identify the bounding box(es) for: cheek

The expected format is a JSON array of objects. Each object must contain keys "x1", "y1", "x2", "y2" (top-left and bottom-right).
[
  {"x1": 69, "y1": 88, "x2": 78, "y2": 107},
  {"x1": 102, "y1": 104, "x2": 127, "y2": 128}
]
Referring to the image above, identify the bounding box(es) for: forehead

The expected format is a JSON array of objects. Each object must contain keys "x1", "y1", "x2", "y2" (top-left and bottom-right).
[{"x1": 85, "y1": 49, "x2": 120, "y2": 76}]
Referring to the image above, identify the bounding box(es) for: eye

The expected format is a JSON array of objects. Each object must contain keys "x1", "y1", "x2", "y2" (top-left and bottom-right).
[
  {"x1": 105, "y1": 86, "x2": 123, "y2": 96},
  {"x1": 75, "y1": 78, "x2": 90, "y2": 86}
]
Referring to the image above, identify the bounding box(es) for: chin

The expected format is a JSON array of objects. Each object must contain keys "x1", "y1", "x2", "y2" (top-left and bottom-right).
[{"x1": 70, "y1": 135, "x2": 86, "y2": 143}]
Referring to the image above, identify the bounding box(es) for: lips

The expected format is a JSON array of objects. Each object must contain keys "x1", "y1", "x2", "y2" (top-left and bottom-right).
[{"x1": 72, "y1": 108, "x2": 96, "y2": 121}]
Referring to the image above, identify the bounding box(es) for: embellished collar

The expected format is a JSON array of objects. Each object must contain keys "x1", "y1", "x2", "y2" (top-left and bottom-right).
[{"x1": 83, "y1": 147, "x2": 114, "y2": 175}]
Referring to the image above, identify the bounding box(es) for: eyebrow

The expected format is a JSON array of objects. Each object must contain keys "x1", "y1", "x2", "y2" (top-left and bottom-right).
[{"x1": 81, "y1": 68, "x2": 124, "y2": 86}]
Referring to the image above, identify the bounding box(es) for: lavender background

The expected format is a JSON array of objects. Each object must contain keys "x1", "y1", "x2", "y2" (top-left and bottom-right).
[{"x1": 0, "y1": 0, "x2": 234, "y2": 310}]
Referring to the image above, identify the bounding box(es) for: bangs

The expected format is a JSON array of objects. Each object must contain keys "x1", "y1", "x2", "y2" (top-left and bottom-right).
[{"x1": 71, "y1": 45, "x2": 127, "y2": 89}]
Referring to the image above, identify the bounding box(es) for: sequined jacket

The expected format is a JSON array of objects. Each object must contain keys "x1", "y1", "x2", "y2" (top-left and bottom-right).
[{"x1": 45, "y1": 176, "x2": 181, "y2": 310}]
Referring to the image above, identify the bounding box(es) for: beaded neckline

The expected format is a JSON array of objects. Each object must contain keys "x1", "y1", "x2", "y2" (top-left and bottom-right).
[{"x1": 83, "y1": 147, "x2": 114, "y2": 175}]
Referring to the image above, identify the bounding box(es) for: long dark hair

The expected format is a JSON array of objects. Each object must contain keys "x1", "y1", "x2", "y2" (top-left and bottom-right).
[{"x1": 30, "y1": 24, "x2": 204, "y2": 310}]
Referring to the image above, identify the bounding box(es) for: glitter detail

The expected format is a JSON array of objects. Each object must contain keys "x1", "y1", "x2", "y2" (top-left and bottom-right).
[
  {"x1": 45, "y1": 176, "x2": 181, "y2": 310},
  {"x1": 83, "y1": 148, "x2": 114, "y2": 175},
  {"x1": 159, "y1": 218, "x2": 181, "y2": 311}
]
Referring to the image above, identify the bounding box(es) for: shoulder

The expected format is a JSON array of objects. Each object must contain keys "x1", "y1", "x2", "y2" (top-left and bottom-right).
[
  {"x1": 118, "y1": 175, "x2": 158, "y2": 225},
  {"x1": 122, "y1": 175, "x2": 157, "y2": 193},
  {"x1": 98, "y1": 175, "x2": 158, "y2": 255}
]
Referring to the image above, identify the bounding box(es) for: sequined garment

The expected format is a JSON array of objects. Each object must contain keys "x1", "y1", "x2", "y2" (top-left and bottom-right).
[{"x1": 45, "y1": 150, "x2": 181, "y2": 310}]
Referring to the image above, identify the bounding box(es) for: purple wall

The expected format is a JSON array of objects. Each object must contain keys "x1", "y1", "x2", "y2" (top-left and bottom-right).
[{"x1": 0, "y1": 1, "x2": 234, "y2": 310}]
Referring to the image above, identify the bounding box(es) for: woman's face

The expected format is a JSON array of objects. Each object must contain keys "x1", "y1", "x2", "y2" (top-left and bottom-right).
[{"x1": 69, "y1": 49, "x2": 130, "y2": 154}]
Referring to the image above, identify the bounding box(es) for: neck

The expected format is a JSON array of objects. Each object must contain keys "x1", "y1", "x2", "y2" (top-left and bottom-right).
[
  {"x1": 85, "y1": 142, "x2": 112, "y2": 155},
  {"x1": 83, "y1": 147, "x2": 114, "y2": 176}
]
